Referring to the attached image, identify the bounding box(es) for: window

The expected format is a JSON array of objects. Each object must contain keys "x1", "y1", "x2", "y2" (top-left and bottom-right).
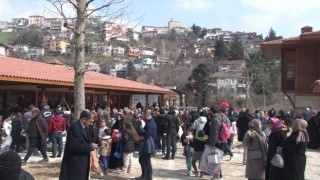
[{"x1": 284, "y1": 52, "x2": 296, "y2": 80}]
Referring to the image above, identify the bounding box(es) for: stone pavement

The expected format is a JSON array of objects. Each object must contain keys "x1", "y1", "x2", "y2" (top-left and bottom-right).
[{"x1": 19, "y1": 139, "x2": 320, "y2": 180}]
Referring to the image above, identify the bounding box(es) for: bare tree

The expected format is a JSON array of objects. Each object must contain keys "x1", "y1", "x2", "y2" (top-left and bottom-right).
[{"x1": 47, "y1": 0, "x2": 129, "y2": 119}]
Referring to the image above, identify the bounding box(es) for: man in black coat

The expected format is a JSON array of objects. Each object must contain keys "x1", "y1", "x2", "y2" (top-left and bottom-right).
[
  {"x1": 162, "y1": 107, "x2": 180, "y2": 160},
  {"x1": 154, "y1": 108, "x2": 166, "y2": 156},
  {"x1": 59, "y1": 110, "x2": 98, "y2": 180}
]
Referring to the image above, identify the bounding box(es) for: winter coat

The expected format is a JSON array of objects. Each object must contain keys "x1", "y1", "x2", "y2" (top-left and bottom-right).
[
  {"x1": 208, "y1": 114, "x2": 230, "y2": 146},
  {"x1": 48, "y1": 115, "x2": 66, "y2": 134},
  {"x1": 28, "y1": 114, "x2": 48, "y2": 144},
  {"x1": 209, "y1": 114, "x2": 221, "y2": 146},
  {"x1": 190, "y1": 137, "x2": 206, "y2": 152},
  {"x1": 280, "y1": 132, "x2": 307, "y2": 180},
  {"x1": 237, "y1": 112, "x2": 254, "y2": 141},
  {"x1": 243, "y1": 130, "x2": 267, "y2": 180},
  {"x1": 11, "y1": 117, "x2": 22, "y2": 137},
  {"x1": 138, "y1": 118, "x2": 156, "y2": 155},
  {"x1": 154, "y1": 114, "x2": 165, "y2": 135},
  {"x1": 99, "y1": 135, "x2": 112, "y2": 156},
  {"x1": 164, "y1": 111, "x2": 180, "y2": 136},
  {"x1": 41, "y1": 108, "x2": 54, "y2": 123},
  {"x1": 266, "y1": 130, "x2": 287, "y2": 180},
  {"x1": 122, "y1": 128, "x2": 139, "y2": 153},
  {"x1": 307, "y1": 115, "x2": 320, "y2": 149},
  {"x1": 191, "y1": 116, "x2": 207, "y2": 138},
  {"x1": 59, "y1": 120, "x2": 92, "y2": 180}
]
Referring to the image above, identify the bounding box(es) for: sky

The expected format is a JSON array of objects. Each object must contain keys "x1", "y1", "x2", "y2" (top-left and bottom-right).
[{"x1": 1, "y1": 0, "x2": 320, "y2": 38}]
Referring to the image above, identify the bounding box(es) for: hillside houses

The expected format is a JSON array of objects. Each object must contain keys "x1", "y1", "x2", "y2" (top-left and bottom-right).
[
  {"x1": 215, "y1": 60, "x2": 246, "y2": 74},
  {"x1": 133, "y1": 58, "x2": 155, "y2": 71},
  {"x1": 210, "y1": 60, "x2": 247, "y2": 98},
  {"x1": 0, "y1": 14, "x2": 268, "y2": 104}
]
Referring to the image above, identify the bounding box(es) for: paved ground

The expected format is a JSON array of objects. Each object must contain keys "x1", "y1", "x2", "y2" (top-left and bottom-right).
[{"x1": 19, "y1": 139, "x2": 320, "y2": 180}]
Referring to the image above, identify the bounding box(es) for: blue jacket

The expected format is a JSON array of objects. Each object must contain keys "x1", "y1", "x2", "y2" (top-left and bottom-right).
[{"x1": 138, "y1": 118, "x2": 156, "y2": 155}]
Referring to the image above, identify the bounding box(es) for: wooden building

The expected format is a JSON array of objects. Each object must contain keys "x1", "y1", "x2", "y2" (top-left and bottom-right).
[
  {"x1": 0, "y1": 57, "x2": 173, "y2": 110},
  {"x1": 261, "y1": 26, "x2": 320, "y2": 110}
]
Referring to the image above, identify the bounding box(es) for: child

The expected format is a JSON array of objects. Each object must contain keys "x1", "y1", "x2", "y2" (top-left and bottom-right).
[
  {"x1": 121, "y1": 120, "x2": 139, "y2": 174},
  {"x1": 181, "y1": 128, "x2": 194, "y2": 176},
  {"x1": 191, "y1": 130, "x2": 206, "y2": 177},
  {"x1": 98, "y1": 128, "x2": 112, "y2": 175},
  {"x1": 98, "y1": 119, "x2": 108, "y2": 141}
]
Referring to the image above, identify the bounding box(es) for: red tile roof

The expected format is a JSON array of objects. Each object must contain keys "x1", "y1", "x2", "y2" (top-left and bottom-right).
[
  {"x1": 0, "y1": 57, "x2": 172, "y2": 94},
  {"x1": 261, "y1": 30, "x2": 320, "y2": 47}
]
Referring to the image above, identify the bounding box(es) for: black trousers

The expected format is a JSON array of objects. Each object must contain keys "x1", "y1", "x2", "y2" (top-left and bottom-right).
[
  {"x1": 139, "y1": 153, "x2": 152, "y2": 179},
  {"x1": 10, "y1": 135, "x2": 22, "y2": 151},
  {"x1": 24, "y1": 137, "x2": 48, "y2": 161},
  {"x1": 166, "y1": 134, "x2": 177, "y2": 158}
]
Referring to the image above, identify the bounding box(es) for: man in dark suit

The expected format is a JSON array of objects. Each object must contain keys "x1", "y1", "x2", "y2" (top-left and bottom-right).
[
  {"x1": 135, "y1": 110, "x2": 156, "y2": 180},
  {"x1": 59, "y1": 110, "x2": 98, "y2": 180}
]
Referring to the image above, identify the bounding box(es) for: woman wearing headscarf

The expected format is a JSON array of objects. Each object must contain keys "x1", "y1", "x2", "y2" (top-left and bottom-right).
[
  {"x1": 306, "y1": 110, "x2": 317, "y2": 122},
  {"x1": 109, "y1": 113, "x2": 124, "y2": 170},
  {"x1": 265, "y1": 117, "x2": 287, "y2": 180},
  {"x1": 243, "y1": 119, "x2": 267, "y2": 180},
  {"x1": 307, "y1": 111, "x2": 320, "y2": 149},
  {"x1": 280, "y1": 119, "x2": 309, "y2": 180}
]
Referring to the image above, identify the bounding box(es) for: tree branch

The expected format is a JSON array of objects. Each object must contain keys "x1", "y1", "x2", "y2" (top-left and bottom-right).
[
  {"x1": 86, "y1": 0, "x2": 94, "y2": 7},
  {"x1": 46, "y1": 0, "x2": 79, "y2": 35},
  {"x1": 86, "y1": 0, "x2": 124, "y2": 17},
  {"x1": 66, "y1": 0, "x2": 77, "y2": 9}
]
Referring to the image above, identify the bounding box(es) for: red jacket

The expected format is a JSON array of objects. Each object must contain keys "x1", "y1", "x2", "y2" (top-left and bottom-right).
[{"x1": 48, "y1": 115, "x2": 66, "y2": 134}]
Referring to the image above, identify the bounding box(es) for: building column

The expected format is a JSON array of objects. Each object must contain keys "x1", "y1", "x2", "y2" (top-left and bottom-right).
[
  {"x1": 145, "y1": 93, "x2": 149, "y2": 109},
  {"x1": 107, "y1": 90, "x2": 111, "y2": 109}
]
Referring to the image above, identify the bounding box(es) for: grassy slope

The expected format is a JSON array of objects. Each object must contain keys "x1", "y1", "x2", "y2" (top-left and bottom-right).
[{"x1": 0, "y1": 32, "x2": 17, "y2": 43}]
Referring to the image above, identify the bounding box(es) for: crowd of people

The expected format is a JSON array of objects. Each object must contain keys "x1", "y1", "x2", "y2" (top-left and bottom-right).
[{"x1": 0, "y1": 103, "x2": 319, "y2": 180}]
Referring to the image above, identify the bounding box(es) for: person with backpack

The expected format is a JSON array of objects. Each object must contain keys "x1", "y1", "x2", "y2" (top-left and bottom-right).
[
  {"x1": 208, "y1": 107, "x2": 224, "y2": 180},
  {"x1": 219, "y1": 108, "x2": 233, "y2": 160}
]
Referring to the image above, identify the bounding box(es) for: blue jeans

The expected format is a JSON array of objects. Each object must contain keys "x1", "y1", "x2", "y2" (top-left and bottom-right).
[
  {"x1": 99, "y1": 155, "x2": 109, "y2": 172},
  {"x1": 51, "y1": 132, "x2": 63, "y2": 156}
]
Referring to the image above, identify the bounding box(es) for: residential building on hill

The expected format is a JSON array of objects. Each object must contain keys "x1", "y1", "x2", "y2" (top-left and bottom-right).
[
  {"x1": 27, "y1": 47, "x2": 44, "y2": 59},
  {"x1": 168, "y1": 19, "x2": 182, "y2": 30},
  {"x1": 133, "y1": 58, "x2": 155, "y2": 71},
  {"x1": 85, "y1": 62, "x2": 100, "y2": 72},
  {"x1": 215, "y1": 60, "x2": 246, "y2": 74},
  {"x1": 209, "y1": 72, "x2": 247, "y2": 98},
  {"x1": 28, "y1": 15, "x2": 44, "y2": 26}
]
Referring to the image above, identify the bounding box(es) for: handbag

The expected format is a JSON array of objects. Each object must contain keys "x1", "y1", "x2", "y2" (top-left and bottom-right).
[
  {"x1": 249, "y1": 149, "x2": 263, "y2": 159},
  {"x1": 271, "y1": 147, "x2": 285, "y2": 168},
  {"x1": 114, "y1": 142, "x2": 121, "y2": 159}
]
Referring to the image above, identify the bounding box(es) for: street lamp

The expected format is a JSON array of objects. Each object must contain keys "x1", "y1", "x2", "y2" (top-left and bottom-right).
[{"x1": 263, "y1": 86, "x2": 265, "y2": 109}]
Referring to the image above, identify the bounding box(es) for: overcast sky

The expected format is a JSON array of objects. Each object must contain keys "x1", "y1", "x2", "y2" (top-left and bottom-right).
[{"x1": 1, "y1": 0, "x2": 319, "y2": 38}]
